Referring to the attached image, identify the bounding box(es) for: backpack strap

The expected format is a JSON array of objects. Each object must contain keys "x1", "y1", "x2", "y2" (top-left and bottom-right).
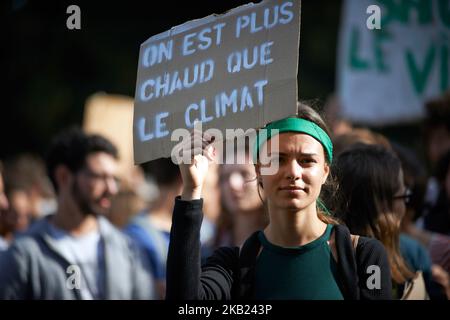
[
  {"x1": 238, "y1": 231, "x2": 262, "y2": 299},
  {"x1": 334, "y1": 225, "x2": 360, "y2": 299}
]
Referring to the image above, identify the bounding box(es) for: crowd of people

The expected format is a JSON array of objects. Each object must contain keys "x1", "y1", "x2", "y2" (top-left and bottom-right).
[{"x1": 0, "y1": 91, "x2": 449, "y2": 300}]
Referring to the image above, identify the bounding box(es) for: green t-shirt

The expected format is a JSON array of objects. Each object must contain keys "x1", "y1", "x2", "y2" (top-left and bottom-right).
[{"x1": 254, "y1": 224, "x2": 344, "y2": 300}]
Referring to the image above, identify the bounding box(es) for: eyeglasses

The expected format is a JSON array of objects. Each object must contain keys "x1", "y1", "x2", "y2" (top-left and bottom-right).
[
  {"x1": 393, "y1": 188, "x2": 412, "y2": 204},
  {"x1": 80, "y1": 167, "x2": 121, "y2": 188}
]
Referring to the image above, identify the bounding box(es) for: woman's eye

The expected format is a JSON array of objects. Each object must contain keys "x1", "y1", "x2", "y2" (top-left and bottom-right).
[{"x1": 300, "y1": 158, "x2": 316, "y2": 164}]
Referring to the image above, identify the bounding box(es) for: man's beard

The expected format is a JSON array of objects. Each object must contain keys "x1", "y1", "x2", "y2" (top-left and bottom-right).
[{"x1": 71, "y1": 180, "x2": 109, "y2": 217}]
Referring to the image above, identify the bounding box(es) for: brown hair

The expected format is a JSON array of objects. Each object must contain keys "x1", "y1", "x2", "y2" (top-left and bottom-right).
[
  {"x1": 333, "y1": 144, "x2": 415, "y2": 284},
  {"x1": 333, "y1": 128, "x2": 392, "y2": 157}
]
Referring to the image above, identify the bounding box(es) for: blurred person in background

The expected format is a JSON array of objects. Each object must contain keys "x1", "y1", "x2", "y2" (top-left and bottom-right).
[
  {"x1": 215, "y1": 140, "x2": 268, "y2": 247},
  {"x1": 423, "y1": 150, "x2": 450, "y2": 235},
  {"x1": 0, "y1": 180, "x2": 32, "y2": 248},
  {"x1": 333, "y1": 129, "x2": 449, "y2": 299},
  {"x1": 332, "y1": 127, "x2": 392, "y2": 156},
  {"x1": 334, "y1": 144, "x2": 429, "y2": 299},
  {"x1": 420, "y1": 91, "x2": 450, "y2": 232},
  {"x1": 423, "y1": 91, "x2": 450, "y2": 169},
  {"x1": 0, "y1": 128, "x2": 154, "y2": 299},
  {"x1": 3, "y1": 154, "x2": 56, "y2": 222},
  {"x1": 106, "y1": 165, "x2": 149, "y2": 229},
  {"x1": 394, "y1": 143, "x2": 450, "y2": 299}
]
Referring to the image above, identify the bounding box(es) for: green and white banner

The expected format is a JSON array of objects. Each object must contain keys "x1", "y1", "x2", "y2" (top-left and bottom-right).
[{"x1": 338, "y1": 0, "x2": 449, "y2": 125}]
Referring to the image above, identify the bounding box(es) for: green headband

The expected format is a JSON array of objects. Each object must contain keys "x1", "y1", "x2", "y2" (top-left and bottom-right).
[{"x1": 253, "y1": 117, "x2": 333, "y2": 164}]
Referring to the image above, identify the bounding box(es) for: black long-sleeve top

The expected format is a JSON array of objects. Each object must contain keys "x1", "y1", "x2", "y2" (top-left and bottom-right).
[{"x1": 166, "y1": 197, "x2": 392, "y2": 300}]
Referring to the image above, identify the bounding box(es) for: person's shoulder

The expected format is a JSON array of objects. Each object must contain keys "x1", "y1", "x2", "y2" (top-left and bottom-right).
[
  {"x1": 355, "y1": 236, "x2": 388, "y2": 262},
  {"x1": 1, "y1": 235, "x2": 42, "y2": 265},
  {"x1": 10, "y1": 235, "x2": 39, "y2": 250},
  {"x1": 22, "y1": 215, "x2": 52, "y2": 237},
  {"x1": 125, "y1": 210, "x2": 149, "y2": 228},
  {"x1": 399, "y1": 233, "x2": 424, "y2": 250},
  {"x1": 356, "y1": 235, "x2": 384, "y2": 250},
  {"x1": 123, "y1": 211, "x2": 154, "y2": 238},
  {"x1": 399, "y1": 233, "x2": 429, "y2": 259}
]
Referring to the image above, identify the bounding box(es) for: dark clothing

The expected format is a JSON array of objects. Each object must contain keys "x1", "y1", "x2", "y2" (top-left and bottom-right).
[
  {"x1": 424, "y1": 191, "x2": 450, "y2": 236},
  {"x1": 166, "y1": 197, "x2": 392, "y2": 300},
  {"x1": 254, "y1": 224, "x2": 343, "y2": 299}
]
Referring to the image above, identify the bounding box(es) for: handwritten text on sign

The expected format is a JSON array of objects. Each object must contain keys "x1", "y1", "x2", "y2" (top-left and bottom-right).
[{"x1": 133, "y1": 0, "x2": 301, "y2": 163}]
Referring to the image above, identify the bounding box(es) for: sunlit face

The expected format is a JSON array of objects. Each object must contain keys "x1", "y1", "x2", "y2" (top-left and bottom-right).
[
  {"x1": 72, "y1": 152, "x2": 120, "y2": 216},
  {"x1": 220, "y1": 160, "x2": 261, "y2": 213},
  {"x1": 257, "y1": 132, "x2": 329, "y2": 212}
]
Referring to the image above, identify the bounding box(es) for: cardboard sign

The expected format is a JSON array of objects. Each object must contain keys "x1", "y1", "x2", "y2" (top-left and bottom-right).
[
  {"x1": 338, "y1": 0, "x2": 450, "y2": 126},
  {"x1": 133, "y1": 0, "x2": 301, "y2": 164},
  {"x1": 83, "y1": 93, "x2": 136, "y2": 183}
]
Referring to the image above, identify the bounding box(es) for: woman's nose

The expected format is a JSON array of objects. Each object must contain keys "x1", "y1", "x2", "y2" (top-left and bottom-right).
[{"x1": 285, "y1": 159, "x2": 302, "y2": 180}]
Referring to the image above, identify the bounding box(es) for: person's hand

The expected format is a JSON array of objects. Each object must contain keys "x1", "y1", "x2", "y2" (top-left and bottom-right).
[
  {"x1": 173, "y1": 129, "x2": 215, "y2": 200},
  {"x1": 431, "y1": 264, "x2": 450, "y2": 299}
]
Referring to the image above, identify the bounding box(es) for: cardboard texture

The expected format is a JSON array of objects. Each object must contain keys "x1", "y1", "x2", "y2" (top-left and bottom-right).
[
  {"x1": 83, "y1": 93, "x2": 136, "y2": 183},
  {"x1": 133, "y1": 0, "x2": 301, "y2": 163}
]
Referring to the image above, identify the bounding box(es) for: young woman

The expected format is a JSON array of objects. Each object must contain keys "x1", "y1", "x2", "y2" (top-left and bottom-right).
[
  {"x1": 333, "y1": 143, "x2": 428, "y2": 299},
  {"x1": 166, "y1": 104, "x2": 392, "y2": 300},
  {"x1": 215, "y1": 145, "x2": 268, "y2": 248}
]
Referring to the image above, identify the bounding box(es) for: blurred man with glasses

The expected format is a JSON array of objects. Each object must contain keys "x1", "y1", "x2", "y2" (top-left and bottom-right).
[{"x1": 0, "y1": 128, "x2": 155, "y2": 299}]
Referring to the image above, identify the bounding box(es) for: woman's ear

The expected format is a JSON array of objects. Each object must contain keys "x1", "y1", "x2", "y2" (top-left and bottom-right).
[{"x1": 322, "y1": 163, "x2": 330, "y2": 185}]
